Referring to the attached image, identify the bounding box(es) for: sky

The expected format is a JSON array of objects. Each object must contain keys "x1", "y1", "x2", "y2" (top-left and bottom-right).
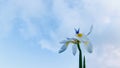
[{"x1": 0, "y1": 0, "x2": 120, "y2": 68}]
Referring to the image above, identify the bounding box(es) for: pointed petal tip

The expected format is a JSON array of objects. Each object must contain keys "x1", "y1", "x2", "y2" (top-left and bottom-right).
[
  {"x1": 60, "y1": 40, "x2": 66, "y2": 44},
  {"x1": 58, "y1": 45, "x2": 67, "y2": 54},
  {"x1": 73, "y1": 53, "x2": 76, "y2": 56},
  {"x1": 88, "y1": 50, "x2": 93, "y2": 53},
  {"x1": 58, "y1": 51, "x2": 61, "y2": 53},
  {"x1": 58, "y1": 49, "x2": 64, "y2": 53},
  {"x1": 58, "y1": 50, "x2": 63, "y2": 54},
  {"x1": 72, "y1": 45, "x2": 77, "y2": 56}
]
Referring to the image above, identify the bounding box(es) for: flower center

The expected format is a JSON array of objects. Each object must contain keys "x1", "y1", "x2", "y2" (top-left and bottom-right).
[{"x1": 77, "y1": 33, "x2": 83, "y2": 38}]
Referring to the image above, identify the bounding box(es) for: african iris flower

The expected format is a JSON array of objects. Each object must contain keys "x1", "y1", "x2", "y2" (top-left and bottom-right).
[
  {"x1": 59, "y1": 25, "x2": 93, "y2": 55},
  {"x1": 58, "y1": 25, "x2": 93, "y2": 68}
]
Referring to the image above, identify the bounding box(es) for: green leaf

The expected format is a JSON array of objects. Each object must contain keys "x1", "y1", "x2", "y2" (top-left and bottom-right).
[{"x1": 83, "y1": 56, "x2": 86, "y2": 68}]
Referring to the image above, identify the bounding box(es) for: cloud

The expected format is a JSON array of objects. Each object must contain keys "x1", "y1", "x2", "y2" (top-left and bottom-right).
[
  {"x1": 0, "y1": 0, "x2": 45, "y2": 38},
  {"x1": 0, "y1": 0, "x2": 119, "y2": 53},
  {"x1": 39, "y1": 39, "x2": 57, "y2": 52},
  {"x1": 87, "y1": 43, "x2": 120, "y2": 68}
]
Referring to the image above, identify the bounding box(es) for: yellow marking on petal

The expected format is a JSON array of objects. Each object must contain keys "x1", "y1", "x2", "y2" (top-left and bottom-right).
[
  {"x1": 65, "y1": 40, "x2": 80, "y2": 46},
  {"x1": 65, "y1": 42, "x2": 70, "y2": 46},
  {"x1": 84, "y1": 41, "x2": 89, "y2": 46},
  {"x1": 76, "y1": 33, "x2": 83, "y2": 38},
  {"x1": 71, "y1": 40, "x2": 80, "y2": 44}
]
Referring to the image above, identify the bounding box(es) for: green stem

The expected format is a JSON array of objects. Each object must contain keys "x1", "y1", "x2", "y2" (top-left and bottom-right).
[
  {"x1": 77, "y1": 43, "x2": 82, "y2": 68},
  {"x1": 83, "y1": 56, "x2": 86, "y2": 68}
]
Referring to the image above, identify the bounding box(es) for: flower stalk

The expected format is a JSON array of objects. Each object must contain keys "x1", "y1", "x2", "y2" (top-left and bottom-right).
[
  {"x1": 83, "y1": 56, "x2": 86, "y2": 68},
  {"x1": 77, "y1": 41, "x2": 86, "y2": 68},
  {"x1": 77, "y1": 43, "x2": 82, "y2": 68}
]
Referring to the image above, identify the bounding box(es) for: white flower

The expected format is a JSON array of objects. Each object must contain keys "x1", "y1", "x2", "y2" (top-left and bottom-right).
[{"x1": 59, "y1": 25, "x2": 93, "y2": 55}]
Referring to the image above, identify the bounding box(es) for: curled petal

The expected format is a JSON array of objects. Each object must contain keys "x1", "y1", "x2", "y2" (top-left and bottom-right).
[
  {"x1": 80, "y1": 34, "x2": 89, "y2": 42},
  {"x1": 87, "y1": 25, "x2": 93, "y2": 36},
  {"x1": 66, "y1": 38, "x2": 77, "y2": 41},
  {"x1": 72, "y1": 45, "x2": 77, "y2": 55},
  {"x1": 60, "y1": 40, "x2": 67, "y2": 44},
  {"x1": 60, "y1": 38, "x2": 76, "y2": 44},
  {"x1": 83, "y1": 41, "x2": 93, "y2": 53},
  {"x1": 58, "y1": 45, "x2": 68, "y2": 53}
]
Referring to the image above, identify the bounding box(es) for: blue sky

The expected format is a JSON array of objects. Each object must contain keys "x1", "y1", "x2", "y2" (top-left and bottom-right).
[{"x1": 0, "y1": 0, "x2": 120, "y2": 68}]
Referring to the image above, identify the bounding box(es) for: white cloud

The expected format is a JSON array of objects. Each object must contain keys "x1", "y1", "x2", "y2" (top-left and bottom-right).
[
  {"x1": 18, "y1": 21, "x2": 38, "y2": 39},
  {"x1": 100, "y1": 45, "x2": 120, "y2": 68},
  {"x1": 39, "y1": 39, "x2": 56, "y2": 52},
  {"x1": 13, "y1": 0, "x2": 46, "y2": 17},
  {"x1": 38, "y1": 36, "x2": 60, "y2": 53},
  {"x1": 87, "y1": 43, "x2": 120, "y2": 68},
  {"x1": 99, "y1": 0, "x2": 120, "y2": 14},
  {"x1": 0, "y1": 0, "x2": 47, "y2": 39},
  {"x1": 0, "y1": 2, "x2": 16, "y2": 38},
  {"x1": 0, "y1": 0, "x2": 120, "y2": 64},
  {"x1": 101, "y1": 16, "x2": 111, "y2": 24}
]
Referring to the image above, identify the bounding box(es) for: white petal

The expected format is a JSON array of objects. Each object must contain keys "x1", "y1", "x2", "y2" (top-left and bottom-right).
[
  {"x1": 81, "y1": 34, "x2": 89, "y2": 41},
  {"x1": 72, "y1": 45, "x2": 77, "y2": 55},
  {"x1": 60, "y1": 38, "x2": 75, "y2": 44},
  {"x1": 76, "y1": 34, "x2": 93, "y2": 53},
  {"x1": 60, "y1": 40, "x2": 67, "y2": 44},
  {"x1": 83, "y1": 41, "x2": 93, "y2": 53},
  {"x1": 59, "y1": 44, "x2": 68, "y2": 53},
  {"x1": 87, "y1": 25, "x2": 93, "y2": 36},
  {"x1": 66, "y1": 38, "x2": 76, "y2": 41}
]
